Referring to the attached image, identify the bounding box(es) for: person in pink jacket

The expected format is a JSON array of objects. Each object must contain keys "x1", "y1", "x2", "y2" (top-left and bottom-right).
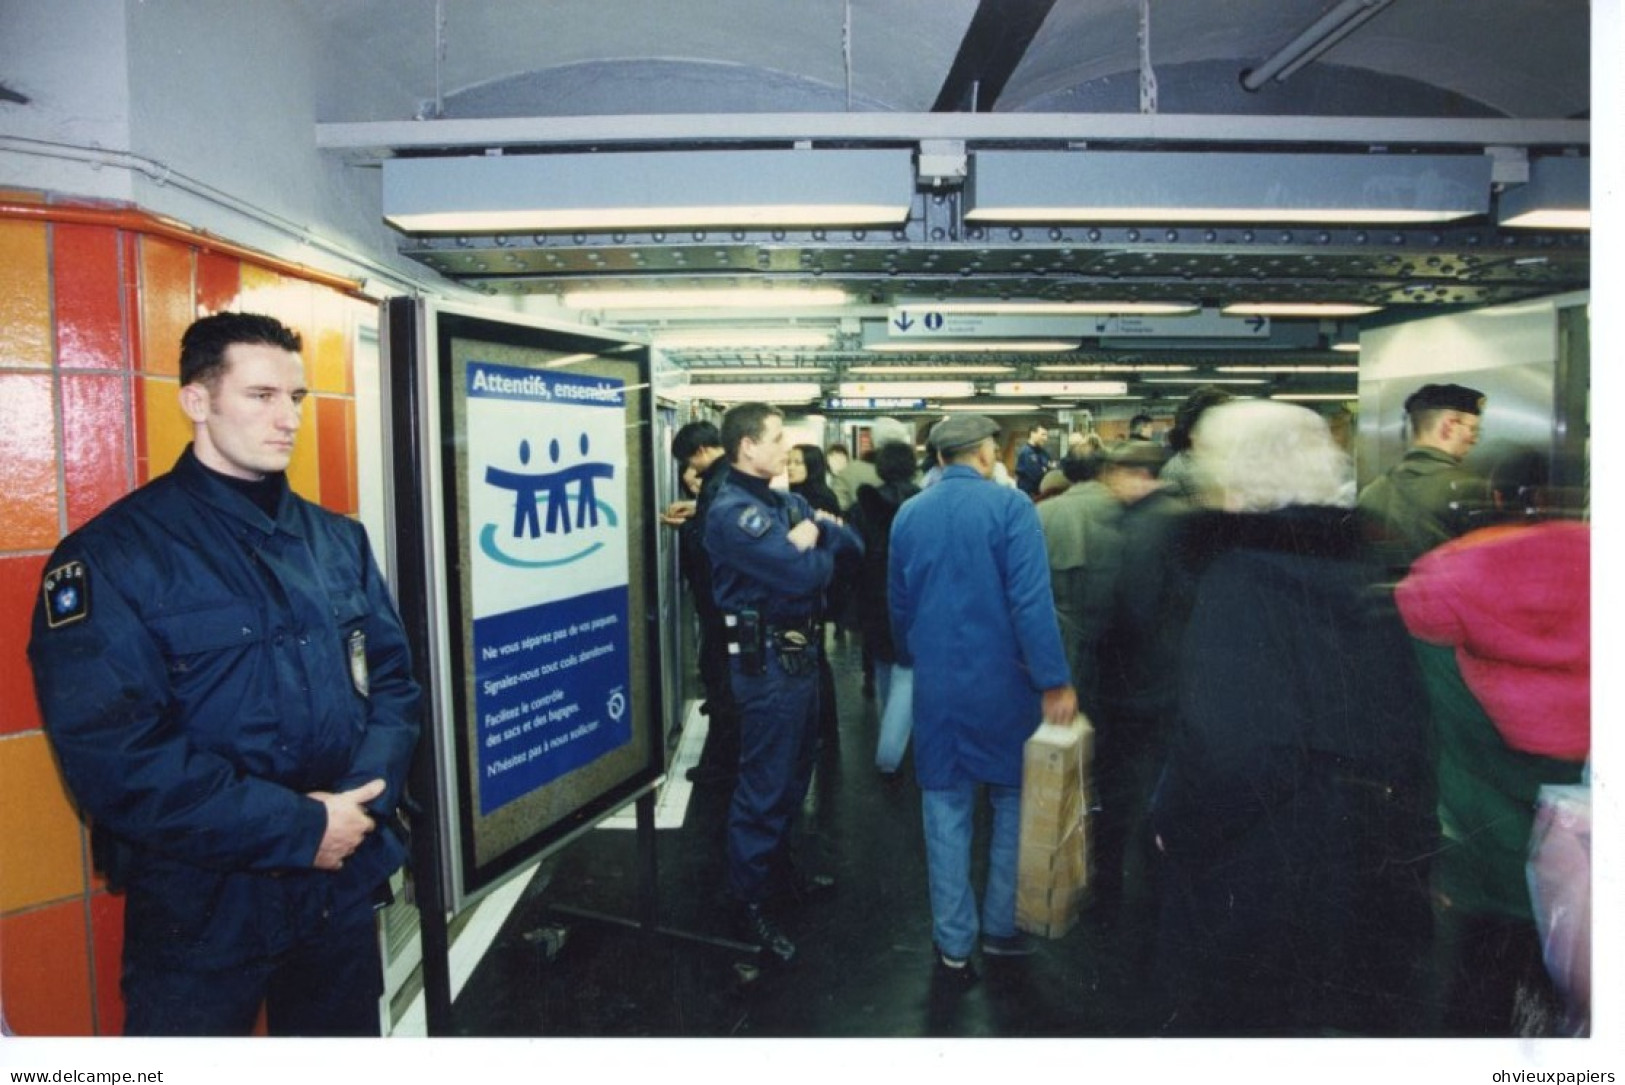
[{"x1": 1395, "y1": 518, "x2": 1589, "y2": 762}]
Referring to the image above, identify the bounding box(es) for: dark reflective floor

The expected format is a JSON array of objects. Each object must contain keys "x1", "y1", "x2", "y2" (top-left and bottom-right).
[{"x1": 448, "y1": 633, "x2": 1460, "y2": 1039}]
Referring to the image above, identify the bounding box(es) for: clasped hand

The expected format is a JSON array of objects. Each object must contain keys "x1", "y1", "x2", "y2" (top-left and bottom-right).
[{"x1": 309, "y1": 778, "x2": 385, "y2": 871}]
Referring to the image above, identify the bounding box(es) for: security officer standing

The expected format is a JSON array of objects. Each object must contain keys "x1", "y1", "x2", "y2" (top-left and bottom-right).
[
  {"x1": 28, "y1": 312, "x2": 421, "y2": 1036},
  {"x1": 703, "y1": 402, "x2": 860, "y2": 963},
  {"x1": 1357, "y1": 382, "x2": 1490, "y2": 577}
]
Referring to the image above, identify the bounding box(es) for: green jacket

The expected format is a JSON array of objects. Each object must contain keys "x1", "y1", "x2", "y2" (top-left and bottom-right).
[
  {"x1": 1357, "y1": 446, "x2": 1487, "y2": 574},
  {"x1": 1416, "y1": 642, "x2": 1582, "y2": 919}
]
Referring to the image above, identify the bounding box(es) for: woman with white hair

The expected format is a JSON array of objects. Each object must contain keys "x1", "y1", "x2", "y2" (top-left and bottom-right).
[{"x1": 1148, "y1": 399, "x2": 1434, "y2": 1035}]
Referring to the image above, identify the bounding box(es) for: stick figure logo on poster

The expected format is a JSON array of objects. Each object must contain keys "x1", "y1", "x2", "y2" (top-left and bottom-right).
[{"x1": 481, "y1": 430, "x2": 618, "y2": 568}]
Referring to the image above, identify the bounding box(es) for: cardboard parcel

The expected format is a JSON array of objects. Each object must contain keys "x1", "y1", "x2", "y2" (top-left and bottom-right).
[{"x1": 1016, "y1": 716, "x2": 1093, "y2": 938}]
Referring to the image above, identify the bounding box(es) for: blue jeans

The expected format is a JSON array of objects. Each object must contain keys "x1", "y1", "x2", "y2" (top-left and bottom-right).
[{"x1": 920, "y1": 782, "x2": 1022, "y2": 960}]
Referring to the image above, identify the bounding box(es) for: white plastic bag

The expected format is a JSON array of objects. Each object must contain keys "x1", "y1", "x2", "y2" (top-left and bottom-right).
[{"x1": 1527, "y1": 781, "x2": 1591, "y2": 1035}]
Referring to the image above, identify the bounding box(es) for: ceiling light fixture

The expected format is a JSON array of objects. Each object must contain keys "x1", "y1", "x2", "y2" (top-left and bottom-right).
[
  {"x1": 1223, "y1": 302, "x2": 1382, "y2": 317},
  {"x1": 562, "y1": 287, "x2": 850, "y2": 311},
  {"x1": 383, "y1": 149, "x2": 914, "y2": 233},
  {"x1": 683, "y1": 366, "x2": 831, "y2": 378},
  {"x1": 1140, "y1": 377, "x2": 1268, "y2": 385},
  {"x1": 1034, "y1": 364, "x2": 1196, "y2": 373},
  {"x1": 1218, "y1": 364, "x2": 1359, "y2": 373},
  {"x1": 992, "y1": 381, "x2": 1130, "y2": 397},
  {"x1": 653, "y1": 328, "x2": 835, "y2": 349},
  {"x1": 837, "y1": 380, "x2": 977, "y2": 399},
  {"x1": 847, "y1": 364, "x2": 1016, "y2": 375},
  {"x1": 896, "y1": 301, "x2": 1199, "y2": 316},
  {"x1": 863, "y1": 339, "x2": 1078, "y2": 353},
  {"x1": 673, "y1": 382, "x2": 823, "y2": 403},
  {"x1": 1272, "y1": 392, "x2": 1359, "y2": 402},
  {"x1": 1498, "y1": 155, "x2": 1589, "y2": 230},
  {"x1": 966, "y1": 149, "x2": 1489, "y2": 225}
]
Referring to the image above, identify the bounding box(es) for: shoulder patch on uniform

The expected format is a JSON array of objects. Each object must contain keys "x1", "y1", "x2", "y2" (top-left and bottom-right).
[
  {"x1": 42, "y1": 560, "x2": 91, "y2": 629},
  {"x1": 736, "y1": 505, "x2": 771, "y2": 539}
]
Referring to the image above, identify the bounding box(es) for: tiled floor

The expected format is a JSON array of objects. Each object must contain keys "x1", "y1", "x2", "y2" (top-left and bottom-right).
[{"x1": 444, "y1": 634, "x2": 1482, "y2": 1040}]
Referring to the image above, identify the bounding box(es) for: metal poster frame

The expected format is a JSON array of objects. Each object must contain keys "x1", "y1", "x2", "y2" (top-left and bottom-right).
[{"x1": 385, "y1": 298, "x2": 664, "y2": 916}]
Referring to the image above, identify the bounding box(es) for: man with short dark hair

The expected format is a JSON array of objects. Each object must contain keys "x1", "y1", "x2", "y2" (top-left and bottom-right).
[
  {"x1": 1358, "y1": 382, "x2": 1490, "y2": 575},
  {"x1": 28, "y1": 312, "x2": 420, "y2": 1036},
  {"x1": 1014, "y1": 422, "x2": 1052, "y2": 497},
  {"x1": 704, "y1": 402, "x2": 860, "y2": 964},
  {"x1": 889, "y1": 414, "x2": 1077, "y2": 984},
  {"x1": 663, "y1": 421, "x2": 741, "y2": 786}
]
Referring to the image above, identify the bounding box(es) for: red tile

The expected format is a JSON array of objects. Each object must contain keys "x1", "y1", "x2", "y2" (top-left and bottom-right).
[
  {"x1": 316, "y1": 396, "x2": 356, "y2": 515},
  {"x1": 0, "y1": 554, "x2": 48, "y2": 737},
  {"x1": 62, "y1": 372, "x2": 134, "y2": 532},
  {"x1": 0, "y1": 373, "x2": 61, "y2": 550},
  {"x1": 0, "y1": 900, "x2": 94, "y2": 1036},
  {"x1": 52, "y1": 223, "x2": 126, "y2": 372},
  {"x1": 88, "y1": 890, "x2": 126, "y2": 1036},
  {"x1": 196, "y1": 249, "x2": 241, "y2": 316}
]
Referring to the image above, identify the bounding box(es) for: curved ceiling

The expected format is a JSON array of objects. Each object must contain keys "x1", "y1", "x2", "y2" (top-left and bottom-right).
[{"x1": 311, "y1": 0, "x2": 1591, "y2": 411}]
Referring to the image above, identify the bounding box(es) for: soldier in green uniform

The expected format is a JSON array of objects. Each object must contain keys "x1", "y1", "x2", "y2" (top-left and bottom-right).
[{"x1": 1357, "y1": 382, "x2": 1489, "y2": 578}]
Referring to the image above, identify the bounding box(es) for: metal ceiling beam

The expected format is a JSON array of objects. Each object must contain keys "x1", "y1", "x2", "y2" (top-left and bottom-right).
[
  {"x1": 931, "y1": 0, "x2": 1059, "y2": 112},
  {"x1": 317, "y1": 113, "x2": 1588, "y2": 158}
]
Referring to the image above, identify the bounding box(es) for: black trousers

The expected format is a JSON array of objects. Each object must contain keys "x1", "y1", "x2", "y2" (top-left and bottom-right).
[{"x1": 121, "y1": 903, "x2": 383, "y2": 1036}]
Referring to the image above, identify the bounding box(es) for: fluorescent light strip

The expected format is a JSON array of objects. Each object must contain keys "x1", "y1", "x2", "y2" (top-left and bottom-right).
[
  {"x1": 1330, "y1": 343, "x2": 1361, "y2": 353},
  {"x1": 864, "y1": 340, "x2": 1078, "y2": 353},
  {"x1": 938, "y1": 402, "x2": 1039, "y2": 412},
  {"x1": 1272, "y1": 393, "x2": 1359, "y2": 402},
  {"x1": 1223, "y1": 303, "x2": 1382, "y2": 317},
  {"x1": 969, "y1": 207, "x2": 1470, "y2": 225},
  {"x1": 1034, "y1": 364, "x2": 1196, "y2": 373},
  {"x1": 654, "y1": 328, "x2": 835, "y2": 349},
  {"x1": 993, "y1": 381, "x2": 1129, "y2": 397},
  {"x1": 675, "y1": 382, "x2": 822, "y2": 402},
  {"x1": 896, "y1": 301, "x2": 1198, "y2": 316},
  {"x1": 684, "y1": 366, "x2": 830, "y2": 377},
  {"x1": 848, "y1": 364, "x2": 1016, "y2": 375},
  {"x1": 1140, "y1": 377, "x2": 1268, "y2": 385},
  {"x1": 1218, "y1": 365, "x2": 1359, "y2": 373},
  {"x1": 838, "y1": 381, "x2": 976, "y2": 398},
  {"x1": 563, "y1": 288, "x2": 849, "y2": 310}
]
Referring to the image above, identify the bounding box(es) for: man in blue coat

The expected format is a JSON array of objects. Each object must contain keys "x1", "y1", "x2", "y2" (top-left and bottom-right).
[
  {"x1": 703, "y1": 402, "x2": 861, "y2": 964},
  {"x1": 889, "y1": 414, "x2": 1077, "y2": 983},
  {"x1": 28, "y1": 312, "x2": 420, "y2": 1035}
]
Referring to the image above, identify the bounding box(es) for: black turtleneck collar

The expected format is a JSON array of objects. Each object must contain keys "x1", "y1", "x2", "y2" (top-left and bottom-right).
[
  {"x1": 195, "y1": 457, "x2": 288, "y2": 520},
  {"x1": 726, "y1": 464, "x2": 780, "y2": 503}
]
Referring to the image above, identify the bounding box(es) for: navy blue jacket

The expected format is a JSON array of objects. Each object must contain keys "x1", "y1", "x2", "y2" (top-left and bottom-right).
[
  {"x1": 703, "y1": 466, "x2": 860, "y2": 626},
  {"x1": 28, "y1": 447, "x2": 421, "y2": 969}
]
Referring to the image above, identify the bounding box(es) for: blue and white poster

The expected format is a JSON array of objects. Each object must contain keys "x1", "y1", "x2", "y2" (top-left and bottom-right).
[{"x1": 465, "y1": 362, "x2": 632, "y2": 815}]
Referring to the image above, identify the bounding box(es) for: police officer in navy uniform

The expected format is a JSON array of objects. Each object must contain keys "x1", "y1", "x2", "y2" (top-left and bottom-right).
[
  {"x1": 27, "y1": 312, "x2": 421, "y2": 1036},
  {"x1": 703, "y1": 402, "x2": 860, "y2": 963}
]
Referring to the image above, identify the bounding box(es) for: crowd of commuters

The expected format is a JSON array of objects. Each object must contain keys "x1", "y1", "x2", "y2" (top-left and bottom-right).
[
  {"x1": 28, "y1": 314, "x2": 1587, "y2": 1037},
  {"x1": 668, "y1": 380, "x2": 1587, "y2": 1037}
]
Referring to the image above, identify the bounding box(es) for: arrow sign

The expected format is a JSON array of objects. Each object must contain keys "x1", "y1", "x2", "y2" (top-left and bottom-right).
[{"x1": 881, "y1": 308, "x2": 1269, "y2": 340}]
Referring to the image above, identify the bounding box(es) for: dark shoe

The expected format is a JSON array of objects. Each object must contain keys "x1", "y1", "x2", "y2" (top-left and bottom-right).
[
  {"x1": 741, "y1": 903, "x2": 797, "y2": 965},
  {"x1": 982, "y1": 932, "x2": 1038, "y2": 958},
  {"x1": 790, "y1": 871, "x2": 837, "y2": 903},
  {"x1": 686, "y1": 762, "x2": 735, "y2": 786},
  {"x1": 933, "y1": 946, "x2": 979, "y2": 987}
]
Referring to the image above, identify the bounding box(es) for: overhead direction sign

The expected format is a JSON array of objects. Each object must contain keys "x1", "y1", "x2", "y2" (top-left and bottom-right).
[{"x1": 883, "y1": 308, "x2": 1269, "y2": 340}]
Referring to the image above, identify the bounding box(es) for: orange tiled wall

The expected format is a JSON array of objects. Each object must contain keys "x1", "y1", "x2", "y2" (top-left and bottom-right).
[{"x1": 0, "y1": 205, "x2": 373, "y2": 1036}]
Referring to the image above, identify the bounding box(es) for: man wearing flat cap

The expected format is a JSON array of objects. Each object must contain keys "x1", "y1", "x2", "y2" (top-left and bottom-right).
[
  {"x1": 1357, "y1": 382, "x2": 1491, "y2": 577},
  {"x1": 888, "y1": 414, "x2": 1078, "y2": 983}
]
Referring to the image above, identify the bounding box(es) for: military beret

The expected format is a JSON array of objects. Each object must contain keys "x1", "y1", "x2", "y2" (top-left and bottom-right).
[
  {"x1": 1404, "y1": 383, "x2": 1486, "y2": 416},
  {"x1": 928, "y1": 414, "x2": 999, "y2": 453}
]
